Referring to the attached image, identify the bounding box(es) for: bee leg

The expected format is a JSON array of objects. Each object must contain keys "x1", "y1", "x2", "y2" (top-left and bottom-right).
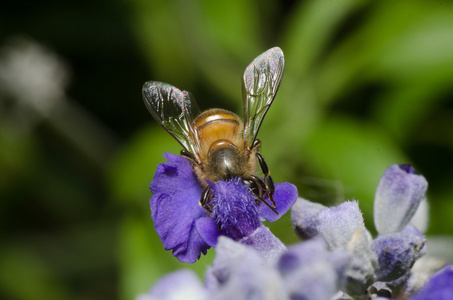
[
  {"x1": 256, "y1": 152, "x2": 276, "y2": 208},
  {"x1": 249, "y1": 175, "x2": 266, "y2": 198},
  {"x1": 246, "y1": 139, "x2": 261, "y2": 155},
  {"x1": 250, "y1": 175, "x2": 278, "y2": 215},
  {"x1": 250, "y1": 139, "x2": 276, "y2": 207},
  {"x1": 200, "y1": 186, "x2": 213, "y2": 213},
  {"x1": 251, "y1": 139, "x2": 261, "y2": 151},
  {"x1": 246, "y1": 177, "x2": 264, "y2": 203},
  {"x1": 180, "y1": 149, "x2": 197, "y2": 163}
]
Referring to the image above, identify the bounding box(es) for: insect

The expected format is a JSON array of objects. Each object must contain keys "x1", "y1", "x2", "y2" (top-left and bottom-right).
[{"x1": 142, "y1": 47, "x2": 284, "y2": 214}]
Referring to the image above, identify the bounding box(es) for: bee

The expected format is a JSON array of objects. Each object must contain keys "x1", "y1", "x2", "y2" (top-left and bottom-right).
[{"x1": 142, "y1": 47, "x2": 284, "y2": 214}]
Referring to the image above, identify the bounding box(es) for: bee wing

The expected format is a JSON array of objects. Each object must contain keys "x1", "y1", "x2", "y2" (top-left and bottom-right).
[
  {"x1": 242, "y1": 47, "x2": 284, "y2": 146},
  {"x1": 142, "y1": 81, "x2": 201, "y2": 159}
]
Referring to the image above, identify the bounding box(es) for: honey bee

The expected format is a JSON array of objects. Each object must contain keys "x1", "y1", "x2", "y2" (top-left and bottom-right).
[{"x1": 142, "y1": 47, "x2": 284, "y2": 214}]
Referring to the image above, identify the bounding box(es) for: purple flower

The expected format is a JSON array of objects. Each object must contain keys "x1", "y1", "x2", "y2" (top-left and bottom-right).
[
  {"x1": 210, "y1": 178, "x2": 261, "y2": 240},
  {"x1": 205, "y1": 236, "x2": 287, "y2": 299},
  {"x1": 318, "y1": 201, "x2": 378, "y2": 295},
  {"x1": 374, "y1": 164, "x2": 428, "y2": 234},
  {"x1": 409, "y1": 264, "x2": 453, "y2": 300},
  {"x1": 291, "y1": 199, "x2": 378, "y2": 296},
  {"x1": 291, "y1": 197, "x2": 327, "y2": 240},
  {"x1": 277, "y1": 238, "x2": 350, "y2": 300},
  {"x1": 371, "y1": 230, "x2": 426, "y2": 282},
  {"x1": 149, "y1": 153, "x2": 209, "y2": 263},
  {"x1": 238, "y1": 226, "x2": 287, "y2": 265},
  {"x1": 316, "y1": 201, "x2": 367, "y2": 250},
  {"x1": 149, "y1": 153, "x2": 298, "y2": 263}
]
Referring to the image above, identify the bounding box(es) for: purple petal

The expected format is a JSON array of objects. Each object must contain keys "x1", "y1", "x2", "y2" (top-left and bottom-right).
[
  {"x1": 211, "y1": 178, "x2": 261, "y2": 240},
  {"x1": 149, "y1": 153, "x2": 210, "y2": 263},
  {"x1": 343, "y1": 227, "x2": 378, "y2": 296},
  {"x1": 317, "y1": 201, "x2": 365, "y2": 250},
  {"x1": 374, "y1": 164, "x2": 428, "y2": 234},
  {"x1": 238, "y1": 225, "x2": 287, "y2": 265},
  {"x1": 316, "y1": 201, "x2": 377, "y2": 295},
  {"x1": 196, "y1": 217, "x2": 220, "y2": 247},
  {"x1": 137, "y1": 269, "x2": 205, "y2": 300},
  {"x1": 290, "y1": 197, "x2": 327, "y2": 240},
  {"x1": 371, "y1": 231, "x2": 426, "y2": 282},
  {"x1": 403, "y1": 225, "x2": 428, "y2": 257},
  {"x1": 278, "y1": 238, "x2": 349, "y2": 278},
  {"x1": 205, "y1": 236, "x2": 286, "y2": 299},
  {"x1": 277, "y1": 238, "x2": 350, "y2": 300},
  {"x1": 409, "y1": 264, "x2": 453, "y2": 300},
  {"x1": 410, "y1": 198, "x2": 429, "y2": 233},
  {"x1": 258, "y1": 182, "x2": 298, "y2": 222},
  {"x1": 205, "y1": 236, "x2": 254, "y2": 290},
  {"x1": 277, "y1": 238, "x2": 328, "y2": 274},
  {"x1": 284, "y1": 265, "x2": 339, "y2": 300}
]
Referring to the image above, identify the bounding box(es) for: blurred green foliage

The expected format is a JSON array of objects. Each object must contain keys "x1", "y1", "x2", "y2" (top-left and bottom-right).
[{"x1": 1, "y1": 0, "x2": 453, "y2": 299}]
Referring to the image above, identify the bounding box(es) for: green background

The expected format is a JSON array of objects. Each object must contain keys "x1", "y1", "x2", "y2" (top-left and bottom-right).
[{"x1": 1, "y1": 0, "x2": 453, "y2": 299}]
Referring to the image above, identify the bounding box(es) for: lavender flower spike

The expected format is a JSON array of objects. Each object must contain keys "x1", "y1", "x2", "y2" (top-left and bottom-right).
[{"x1": 374, "y1": 164, "x2": 428, "y2": 234}]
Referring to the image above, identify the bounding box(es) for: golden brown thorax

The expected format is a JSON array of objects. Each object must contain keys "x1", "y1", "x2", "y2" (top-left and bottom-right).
[{"x1": 192, "y1": 108, "x2": 257, "y2": 182}]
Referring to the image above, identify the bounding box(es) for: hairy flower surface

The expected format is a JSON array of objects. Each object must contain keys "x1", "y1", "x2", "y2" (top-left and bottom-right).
[
  {"x1": 278, "y1": 238, "x2": 350, "y2": 300},
  {"x1": 205, "y1": 236, "x2": 287, "y2": 300},
  {"x1": 149, "y1": 153, "x2": 298, "y2": 263},
  {"x1": 292, "y1": 199, "x2": 377, "y2": 295},
  {"x1": 374, "y1": 164, "x2": 428, "y2": 234},
  {"x1": 371, "y1": 230, "x2": 426, "y2": 282}
]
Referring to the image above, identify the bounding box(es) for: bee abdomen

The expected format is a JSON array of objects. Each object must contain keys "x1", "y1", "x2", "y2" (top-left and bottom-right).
[
  {"x1": 193, "y1": 108, "x2": 240, "y2": 129},
  {"x1": 193, "y1": 108, "x2": 244, "y2": 159}
]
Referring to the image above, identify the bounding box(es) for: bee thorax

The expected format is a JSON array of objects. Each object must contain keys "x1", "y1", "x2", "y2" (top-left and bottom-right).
[{"x1": 205, "y1": 146, "x2": 246, "y2": 181}]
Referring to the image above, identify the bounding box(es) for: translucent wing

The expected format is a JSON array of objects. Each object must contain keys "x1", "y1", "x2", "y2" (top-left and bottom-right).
[
  {"x1": 242, "y1": 47, "x2": 284, "y2": 146},
  {"x1": 142, "y1": 81, "x2": 201, "y2": 159}
]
